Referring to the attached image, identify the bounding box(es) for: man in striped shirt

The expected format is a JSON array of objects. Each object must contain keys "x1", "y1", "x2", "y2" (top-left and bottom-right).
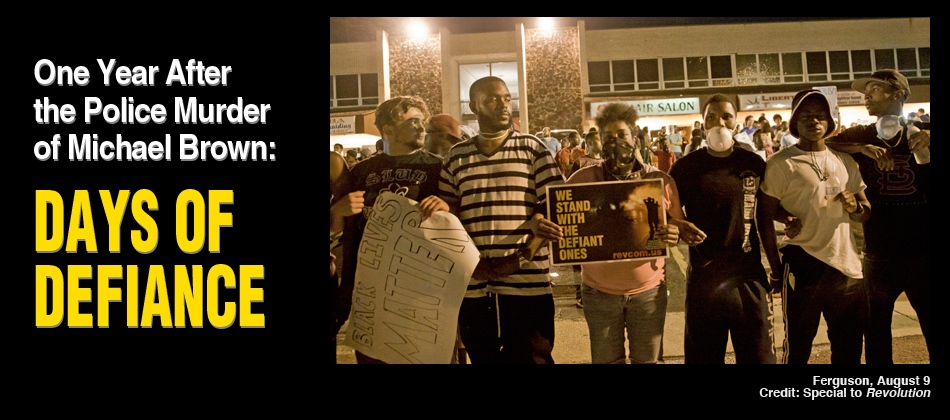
[{"x1": 440, "y1": 76, "x2": 565, "y2": 363}]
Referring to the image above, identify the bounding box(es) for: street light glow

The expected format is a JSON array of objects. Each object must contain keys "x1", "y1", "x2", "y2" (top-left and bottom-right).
[
  {"x1": 538, "y1": 17, "x2": 554, "y2": 30},
  {"x1": 409, "y1": 21, "x2": 428, "y2": 38}
]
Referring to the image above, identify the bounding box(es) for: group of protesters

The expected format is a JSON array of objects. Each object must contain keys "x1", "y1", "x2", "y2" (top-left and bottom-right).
[{"x1": 329, "y1": 69, "x2": 930, "y2": 364}]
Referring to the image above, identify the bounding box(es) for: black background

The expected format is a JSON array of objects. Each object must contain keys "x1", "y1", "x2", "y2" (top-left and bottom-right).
[{"x1": 13, "y1": 48, "x2": 314, "y2": 379}]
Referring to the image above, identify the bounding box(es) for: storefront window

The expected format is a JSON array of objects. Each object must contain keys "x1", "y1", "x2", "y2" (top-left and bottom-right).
[
  {"x1": 874, "y1": 49, "x2": 896, "y2": 72},
  {"x1": 897, "y1": 48, "x2": 918, "y2": 77},
  {"x1": 759, "y1": 53, "x2": 781, "y2": 84},
  {"x1": 782, "y1": 52, "x2": 804, "y2": 83},
  {"x1": 710, "y1": 55, "x2": 732, "y2": 86},
  {"x1": 736, "y1": 54, "x2": 757, "y2": 85},
  {"x1": 851, "y1": 50, "x2": 873, "y2": 79},
  {"x1": 636, "y1": 59, "x2": 659, "y2": 90},
  {"x1": 806, "y1": 51, "x2": 828, "y2": 81},
  {"x1": 686, "y1": 56, "x2": 708, "y2": 87},
  {"x1": 662, "y1": 57, "x2": 685, "y2": 89},
  {"x1": 829, "y1": 51, "x2": 851, "y2": 80},
  {"x1": 330, "y1": 73, "x2": 379, "y2": 109},
  {"x1": 612, "y1": 60, "x2": 636, "y2": 91}
]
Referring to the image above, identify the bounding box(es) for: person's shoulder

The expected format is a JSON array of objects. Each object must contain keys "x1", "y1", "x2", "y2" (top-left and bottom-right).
[
  {"x1": 444, "y1": 137, "x2": 479, "y2": 159},
  {"x1": 732, "y1": 147, "x2": 767, "y2": 170},
  {"x1": 642, "y1": 164, "x2": 674, "y2": 181},
  {"x1": 828, "y1": 147, "x2": 860, "y2": 167},
  {"x1": 828, "y1": 124, "x2": 875, "y2": 145},
  {"x1": 566, "y1": 162, "x2": 603, "y2": 184},
  {"x1": 766, "y1": 146, "x2": 797, "y2": 164},
  {"x1": 669, "y1": 149, "x2": 702, "y2": 173},
  {"x1": 412, "y1": 149, "x2": 443, "y2": 163}
]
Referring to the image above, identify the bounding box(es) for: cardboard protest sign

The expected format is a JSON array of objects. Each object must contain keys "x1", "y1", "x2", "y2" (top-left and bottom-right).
[
  {"x1": 344, "y1": 191, "x2": 479, "y2": 364},
  {"x1": 547, "y1": 179, "x2": 668, "y2": 265}
]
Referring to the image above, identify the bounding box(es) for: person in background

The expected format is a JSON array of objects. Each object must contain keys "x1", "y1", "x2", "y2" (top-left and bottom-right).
[
  {"x1": 344, "y1": 149, "x2": 359, "y2": 167},
  {"x1": 740, "y1": 115, "x2": 758, "y2": 137},
  {"x1": 425, "y1": 113, "x2": 464, "y2": 158},
  {"x1": 334, "y1": 143, "x2": 344, "y2": 156},
  {"x1": 653, "y1": 136, "x2": 676, "y2": 173},
  {"x1": 359, "y1": 147, "x2": 373, "y2": 161},
  {"x1": 779, "y1": 121, "x2": 797, "y2": 150},
  {"x1": 683, "y1": 128, "x2": 704, "y2": 156},
  {"x1": 667, "y1": 125, "x2": 684, "y2": 159},
  {"x1": 541, "y1": 126, "x2": 561, "y2": 159},
  {"x1": 556, "y1": 131, "x2": 582, "y2": 179},
  {"x1": 568, "y1": 102, "x2": 683, "y2": 364},
  {"x1": 758, "y1": 89, "x2": 871, "y2": 364},
  {"x1": 569, "y1": 131, "x2": 604, "y2": 308},
  {"x1": 772, "y1": 114, "x2": 784, "y2": 140},
  {"x1": 373, "y1": 139, "x2": 384, "y2": 157},
  {"x1": 752, "y1": 130, "x2": 771, "y2": 161}
]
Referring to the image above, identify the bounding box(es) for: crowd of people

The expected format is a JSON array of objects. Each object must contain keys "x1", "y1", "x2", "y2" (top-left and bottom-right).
[{"x1": 329, "y1": 69, "x2": 930, "y2": 364}]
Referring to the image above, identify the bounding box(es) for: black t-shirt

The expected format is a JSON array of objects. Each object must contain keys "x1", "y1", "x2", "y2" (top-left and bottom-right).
[
  {"x1": 669, "y1": 148, "x2": 766, "y2": 279},
  {"x1": 830, "y1": 123, "x2": 930, "y2": 258},
  {"x1": 333, "y1": 150, "x2": 445, "y2": 325}
]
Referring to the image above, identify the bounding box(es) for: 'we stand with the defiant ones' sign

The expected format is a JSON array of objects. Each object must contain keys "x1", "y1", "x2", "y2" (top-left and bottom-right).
[{"x1": 547, "y1": 179, "x2": 669, "y2": 265}]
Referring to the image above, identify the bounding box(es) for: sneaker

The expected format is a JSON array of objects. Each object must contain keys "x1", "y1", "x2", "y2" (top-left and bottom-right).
[{"x1": 575, "y1": 297, "x2": 583, "y2": 308}]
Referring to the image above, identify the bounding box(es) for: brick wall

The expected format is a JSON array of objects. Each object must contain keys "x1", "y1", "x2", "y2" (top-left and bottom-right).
[
  {"x1": 388, "y1": 34, "x2": 443, "y2": 115},
  {"x1": 525, "y1": 28, "x2": 583, "y2": 134}
]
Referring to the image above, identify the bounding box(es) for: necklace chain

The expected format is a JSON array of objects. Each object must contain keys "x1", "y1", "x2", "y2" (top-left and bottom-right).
[{"x1": 801, "y1": 147, "x2": 829, "y2": 182}]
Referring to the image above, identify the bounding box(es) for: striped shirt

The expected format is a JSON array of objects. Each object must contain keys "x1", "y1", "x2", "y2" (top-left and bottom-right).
[{"x1": 439, "y1": 131, "x2": 564, "y2": 297}]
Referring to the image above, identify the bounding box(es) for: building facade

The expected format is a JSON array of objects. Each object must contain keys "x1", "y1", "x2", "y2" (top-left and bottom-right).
[{"x1": 330, "y1": 18, "x2": 930, "y2": 148}]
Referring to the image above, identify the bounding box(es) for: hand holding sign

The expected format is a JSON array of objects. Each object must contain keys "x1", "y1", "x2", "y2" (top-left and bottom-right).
[{"x1": 529, "y1": 213, "x2": 564, "y2": 242}]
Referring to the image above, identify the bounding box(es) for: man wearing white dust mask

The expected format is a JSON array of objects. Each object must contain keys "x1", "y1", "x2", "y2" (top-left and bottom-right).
[
  {"x1": 824, "y1": 69, "x2": 931, "y2": 364},
  {"x1": 668, "y1": 94, "x2": 776, "y2": 364}
]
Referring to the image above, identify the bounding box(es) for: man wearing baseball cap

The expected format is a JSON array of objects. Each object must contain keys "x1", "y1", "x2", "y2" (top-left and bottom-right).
[
  {"x1": 425, "y1": 113, "x2": 463, "y2": 158},
  {"x1": 758, "y1": 89, "x2": 871, "y2": 364},
  {"x1": 824, "y1": 69, "x2": 931, "y2": 364}
]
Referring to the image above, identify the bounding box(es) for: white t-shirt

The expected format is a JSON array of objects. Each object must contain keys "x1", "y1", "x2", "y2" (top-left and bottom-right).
[{"x1": 760, "y1": 146, "x2": 866, "y2": 278}]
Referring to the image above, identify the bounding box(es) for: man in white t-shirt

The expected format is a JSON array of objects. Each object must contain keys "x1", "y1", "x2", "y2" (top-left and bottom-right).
[{"x1": 756, "y1": 90, "x2": 871, "y2": 364}]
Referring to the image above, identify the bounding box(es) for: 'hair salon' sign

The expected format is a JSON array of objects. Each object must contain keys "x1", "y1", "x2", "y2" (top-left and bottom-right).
[{"x1": 591, "y1": 97, "x2": 700, "y2": 117}]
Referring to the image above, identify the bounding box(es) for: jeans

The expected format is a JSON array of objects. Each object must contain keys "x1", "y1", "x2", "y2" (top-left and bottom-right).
[
  {"x1": 864, "y1": 253, "x2": 931, "y2": 364},
  {"x1": 581, "y1": 281, "x2": 667, "y2": 364}
]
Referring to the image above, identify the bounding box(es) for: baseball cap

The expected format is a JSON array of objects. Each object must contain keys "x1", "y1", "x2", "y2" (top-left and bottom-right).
[
  {"x1": 789, "y1": 90, "x2": 836, "y2": 139},
  {"x1": 427, "y1": 114, "x2": 462, "y2": 142},
  {"x1": 851, "y1": 69, "x2": 911, "y2": 97}
]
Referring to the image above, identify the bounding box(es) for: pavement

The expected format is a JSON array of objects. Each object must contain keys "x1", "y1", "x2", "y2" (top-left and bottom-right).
[{"x1": 335, "y1": 223, "x2": 927, "y2": 364}]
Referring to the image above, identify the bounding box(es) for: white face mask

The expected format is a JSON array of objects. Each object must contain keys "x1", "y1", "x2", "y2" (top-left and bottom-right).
[
  {"x1": 876, "y1": 115, "x2": 902, "y2": 139},
  {"x1": 706, "y1": 126, "x2": 734, "y2": 152}
]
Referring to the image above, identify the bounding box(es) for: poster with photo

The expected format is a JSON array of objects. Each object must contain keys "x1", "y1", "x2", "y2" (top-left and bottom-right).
[{"x1": 547, "y1": 179, "x2": 668, "y2": 266}]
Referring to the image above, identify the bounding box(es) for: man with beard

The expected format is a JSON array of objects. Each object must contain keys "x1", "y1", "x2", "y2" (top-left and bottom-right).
[
  {"x1": 668, "y1": 94, "x2": 775, "y2": 364},
  {"x1": 439, "y1": 76, "x2": 564, "y2": 364},
  {"x1": 824, "y1": 70, "x2": 931, "y2": 363},
  {"x1": 566, "y1": 102, "x2": 683, "y2": 364},
  {"x1": 333, "y1": 95, "x2": 450, "y2": 364}
]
